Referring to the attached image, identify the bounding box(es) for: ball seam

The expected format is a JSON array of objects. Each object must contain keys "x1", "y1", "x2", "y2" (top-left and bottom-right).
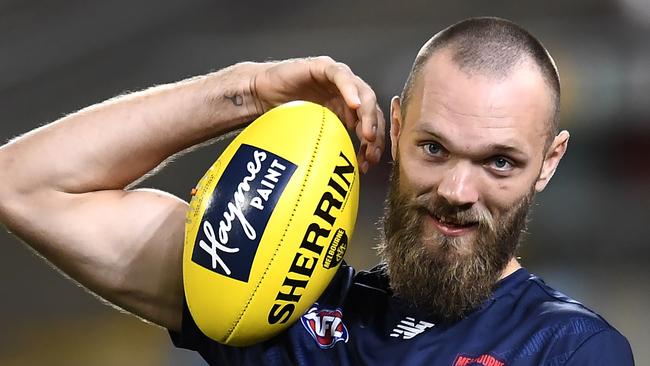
[{"x1": 225, "y1": 106, "x2": 326, "y2": 341}]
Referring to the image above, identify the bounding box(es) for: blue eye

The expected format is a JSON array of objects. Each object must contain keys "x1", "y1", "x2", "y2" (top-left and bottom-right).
[
  {"x1": 491, "y1": 156, "x2": 514, "y2": 171},
  {"x1": 423, "y1": 142, "x2": 445, "y2": 157}
]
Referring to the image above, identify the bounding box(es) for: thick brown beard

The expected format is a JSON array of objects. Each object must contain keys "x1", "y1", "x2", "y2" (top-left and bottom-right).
[{"x1": 377, "y1": 161, "x2": 534, "y2": 322}]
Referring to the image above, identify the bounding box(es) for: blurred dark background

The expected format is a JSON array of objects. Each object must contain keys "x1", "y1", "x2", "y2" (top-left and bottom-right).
[{"x1": 1, "y1": 1, "x2": 648, "y2": 364}]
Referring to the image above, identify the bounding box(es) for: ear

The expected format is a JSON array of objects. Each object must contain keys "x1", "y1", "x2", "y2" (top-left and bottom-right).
[
  {"x1": 390, "y1": 96, "x2": 403, "y2": 161},
  {"x1": 535, "y1": 130, "x2": 570, "y2": 192}
]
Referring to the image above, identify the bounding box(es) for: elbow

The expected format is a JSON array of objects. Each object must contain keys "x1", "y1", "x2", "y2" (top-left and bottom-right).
[
  {"x1": 0, "y1": 149, "x2": 15, "y2": 224},
  {"x1": 0, "y1": 147, "x2": 31, "y2": 227}
]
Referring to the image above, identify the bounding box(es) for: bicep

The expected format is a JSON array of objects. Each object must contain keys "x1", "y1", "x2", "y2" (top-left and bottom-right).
[{"x1": 4, "y1": 187, "x2": 188, "y2": 331}]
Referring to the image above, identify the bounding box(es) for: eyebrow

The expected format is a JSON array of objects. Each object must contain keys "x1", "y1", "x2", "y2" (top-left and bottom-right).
[
  {"x1": 414, "y1": 124, "x2": 528, "y2": 159},
  {"x1": 484, "y1": 143, "x2": 527, "y2": 159}
]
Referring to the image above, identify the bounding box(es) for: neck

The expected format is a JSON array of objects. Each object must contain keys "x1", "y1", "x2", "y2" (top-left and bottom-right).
[{"x1": 499, "y1": 257, "x2": 522, "y2": 280}]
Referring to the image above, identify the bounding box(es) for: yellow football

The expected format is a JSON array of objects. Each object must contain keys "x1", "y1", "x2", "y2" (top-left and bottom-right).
[{"x1": 183, "y1": 101, "x2": 359, "y2": 346}]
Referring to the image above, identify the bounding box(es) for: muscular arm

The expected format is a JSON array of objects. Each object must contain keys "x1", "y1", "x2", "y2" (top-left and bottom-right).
[{"x1": 0, "y1": 57, "x2": 385, "y2": 332}]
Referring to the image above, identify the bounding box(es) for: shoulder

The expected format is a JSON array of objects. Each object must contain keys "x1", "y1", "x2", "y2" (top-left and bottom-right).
[
  {"x1": 499, "y1": 271, "x2": 634, "y2": 364},
  {"x1": 521, "y1": 273, "x2": 616, "y2": 329},
  {"x1": 562, "y1": 327, "x2": 634, "y2": 365}
]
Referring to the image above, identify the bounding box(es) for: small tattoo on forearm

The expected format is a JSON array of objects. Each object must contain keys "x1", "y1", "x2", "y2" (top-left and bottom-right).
[{"x1": 224, "y1": 93, "x2": 243, "y2": 106}]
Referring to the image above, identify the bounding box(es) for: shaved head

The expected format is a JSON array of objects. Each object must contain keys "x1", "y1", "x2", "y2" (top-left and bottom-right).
[{"x1": 400, "y1": 17, "x2": 560, "y2": 144}]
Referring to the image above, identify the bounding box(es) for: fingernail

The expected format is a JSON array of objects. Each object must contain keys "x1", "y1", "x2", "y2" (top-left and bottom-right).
[
  {"x1": 362, "y1": 161, "x2": 369, "y2": 173},
  {"x1": 375, "y1": 147, "x2": 382, "y2": 160},
  {"x1": 353, "y1": 96, "x2": 361, "y2": 106},
  {"x1": 372, "y1": 124, "x2": 377, "y2": 134}
]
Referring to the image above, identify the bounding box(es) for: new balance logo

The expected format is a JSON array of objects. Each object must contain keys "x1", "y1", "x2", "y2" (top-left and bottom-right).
[{"x1": 389, "y1": 317, "x2": 435, "y2": 339}]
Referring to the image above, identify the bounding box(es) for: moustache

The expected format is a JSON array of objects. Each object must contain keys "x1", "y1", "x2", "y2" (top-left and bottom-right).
[{"x1": 412, "y1": 194, "x2": 496, "y2": 233}]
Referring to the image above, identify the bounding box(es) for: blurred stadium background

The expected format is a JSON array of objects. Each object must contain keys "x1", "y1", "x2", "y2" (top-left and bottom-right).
[{"x1": 0, "y1": 0, "x2": 648, "y2": 364}]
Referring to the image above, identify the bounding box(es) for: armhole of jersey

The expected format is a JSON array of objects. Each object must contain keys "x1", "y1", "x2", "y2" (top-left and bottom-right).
[{"x1": 169, "y1": 297, "x2": 209, "y2": 351}]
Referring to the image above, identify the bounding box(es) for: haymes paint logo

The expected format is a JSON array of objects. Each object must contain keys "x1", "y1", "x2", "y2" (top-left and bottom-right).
[{"x1": 191, "y1": 144, "x2": 296, "y2": 282}]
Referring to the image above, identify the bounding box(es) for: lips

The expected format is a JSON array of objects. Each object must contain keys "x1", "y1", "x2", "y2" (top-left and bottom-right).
[{"x1": 429, "y1": 213, "x2": 478, "y2": 237}]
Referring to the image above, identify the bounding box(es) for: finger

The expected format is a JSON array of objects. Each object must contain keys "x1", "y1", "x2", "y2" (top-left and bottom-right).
[
  {"x1": 366, "y1": 142, "x2": 383, "y2": 165},
  {"x1": 355, "y1": 107, "x2": 384, "y2": 167},
  {"x1": 338, "y1": 96, "x2": 358, "y2": 130},
  {"x1": 355, "y1": 119, "x2": 365, "y2": 144},
  {"x1": 368, "y1": 105, "x2": 386, "y2": 163},
  {"x1": 356, "y1": 143, "x2": 369, "y2": 174},
  {"x1": 354, "y1": 123, "x2": 379, "y2": 170},
  {"x1": 319, "y1": 59, "x2": 362, "y2": 109},
  {"x1": 310, "y1": 58, "x2": 377, "y2": 133},
  {"x1": 353, "y1": 77, "x2": 379, "y2": 143}
]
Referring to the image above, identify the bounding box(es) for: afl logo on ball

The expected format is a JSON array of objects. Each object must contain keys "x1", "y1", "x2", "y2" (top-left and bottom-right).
[
  {"x1": 301, "y1": 303, "x2": 349, "y2": 349},
  {"x1": 191, "y1": 144, "x2": 296, "y2": 282}
]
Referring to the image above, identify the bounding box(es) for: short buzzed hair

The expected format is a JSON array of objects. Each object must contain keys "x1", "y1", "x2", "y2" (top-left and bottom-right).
[{"x1": 400, "y1": 17, "x2": 561, "y2": 143}]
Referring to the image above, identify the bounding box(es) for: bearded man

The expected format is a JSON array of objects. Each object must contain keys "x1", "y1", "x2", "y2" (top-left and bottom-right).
[{"x1": 0, "y1": 17, "x2": 633, "y2": 365}]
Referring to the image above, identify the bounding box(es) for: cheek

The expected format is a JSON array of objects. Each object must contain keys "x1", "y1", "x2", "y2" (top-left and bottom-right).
[
  {"x1": 397, "y1": 155, "x2": 445, "y2": 195},
  {"x1": 482, "y1": 172, "x2": 537, "y2": 216}
]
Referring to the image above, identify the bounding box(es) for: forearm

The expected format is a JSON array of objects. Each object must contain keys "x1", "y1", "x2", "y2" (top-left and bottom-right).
[{"x1": 0, "y1": 62, "x2": 261, "y2": 197}]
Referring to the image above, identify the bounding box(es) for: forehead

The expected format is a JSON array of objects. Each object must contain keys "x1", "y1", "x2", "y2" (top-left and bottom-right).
[{"x1": 405, "y1": 49, "x2": 553, "y2": 153}]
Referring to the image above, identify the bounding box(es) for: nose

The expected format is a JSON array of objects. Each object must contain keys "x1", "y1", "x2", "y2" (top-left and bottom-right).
[{"x1": 436, "y1": 161, "x2": 479, "y2": 207}]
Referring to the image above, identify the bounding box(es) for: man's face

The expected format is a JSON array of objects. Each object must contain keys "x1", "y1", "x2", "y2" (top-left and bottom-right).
[{"x1": 379, "y1": 49, "x2": 561, "y2": 321}]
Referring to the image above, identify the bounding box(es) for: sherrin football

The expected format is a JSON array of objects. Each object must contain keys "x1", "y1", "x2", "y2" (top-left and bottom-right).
[{"x1": 183, "y1": 101, "x2": 359, "y2": 346}]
